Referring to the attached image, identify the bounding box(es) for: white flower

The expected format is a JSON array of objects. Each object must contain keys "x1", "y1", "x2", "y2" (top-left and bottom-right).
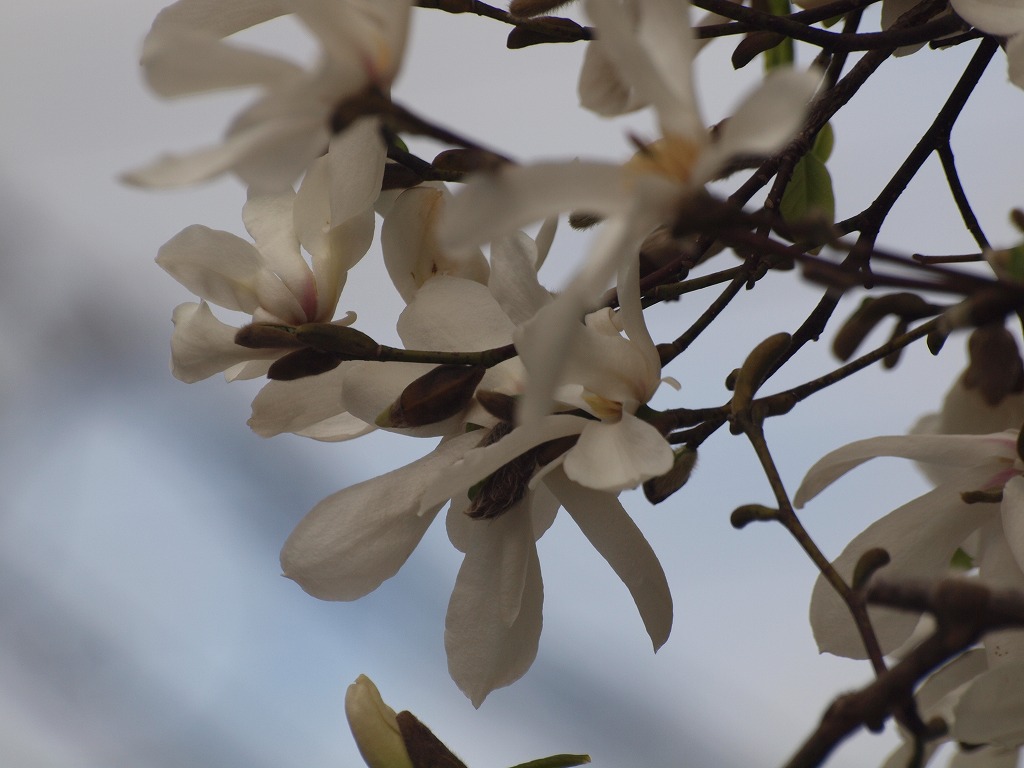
[
  {"x1": 950, "y1": 0, "x2": 1024, "y2": 88},
  {"x1": 440, "y1": 0, "x2": 819, "y2": 424},
  {"x1": 795, "y1": 429, "x2": 1024, "y2": 659},
  {"x1": 124, "y1": 0, "x2": 411, "y2": 189},
  {"x1": 281, "y1": 227, "x2": 672, "y2": 706},
  {"x1": 158, "y1": 147, "x2": 374, "y2": 386}
]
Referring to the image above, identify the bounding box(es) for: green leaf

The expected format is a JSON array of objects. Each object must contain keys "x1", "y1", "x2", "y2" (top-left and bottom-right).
[
  {"x1": 950, "y1": 547, "x2": 975, "y2": 571},
  {"x1": 508, "y1": 755, "x2": 591, "y2": 768},
  {"x1": 1007, "y1": 244, "x2": 1024, "y2": 282},
  {"x1": 780, "y1": 153, "x2": 835, "y2": 226},
  {"x1": 812, "y1": 122, "x2": 835, "y2": 163},
  {"x1": 763, "y1": 0, "x2": 793, "y2": 70}
]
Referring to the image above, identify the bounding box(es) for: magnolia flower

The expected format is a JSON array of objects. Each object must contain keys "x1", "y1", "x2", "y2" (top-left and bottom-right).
[
  {"x1": 795, "y1": 428, "x2": 1024, "y2": 659},
  {"x1": 950, "y1": 0, "x2": 1024, "y2": 88},
  {"x1": 441, "y1": 0, "x2": 819, "y2": 423},
  {"x1": 281, "y1": 226, "x2": 672, "y2": 706},
  {"x1": 124, "y1": 0, "x2": 411, "y2": 189},
  {"x1": 158, "y1": 147, "x2": 374, "y2": 389}
]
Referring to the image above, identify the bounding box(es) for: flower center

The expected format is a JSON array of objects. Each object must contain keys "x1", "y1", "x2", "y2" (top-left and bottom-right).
[{"x1": 625, "y1": 134, "x2": 701, "y2": 184}]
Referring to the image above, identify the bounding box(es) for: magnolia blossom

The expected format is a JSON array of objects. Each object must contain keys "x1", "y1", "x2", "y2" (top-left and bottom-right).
[
  {"x1": 158, "y1": 147, "x2": 371, "y2": 379},
  {"x1": 281, "y1": 220, "x2": 672, "y2": 705},
  {"x1": 124, "y1": 0, "x2": 411, "y2": 189},
  {"x1": 345, "y1": 675, "x2": 414, "y2": 768},
  {"x1": 441, "y1": 0, "x2": 819, "y2": 424},
  {"x1": 950, "y1": 0, "x2": 1024, "y2": 88}
]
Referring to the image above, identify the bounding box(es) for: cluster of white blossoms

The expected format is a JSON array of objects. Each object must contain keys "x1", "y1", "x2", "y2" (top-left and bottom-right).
[
  {"x1": 132, "y1": 0, "x2": 1024, "y2": 759},
  {"x1": 132, "y1": 0, "x2": 824, "y2": 706}
]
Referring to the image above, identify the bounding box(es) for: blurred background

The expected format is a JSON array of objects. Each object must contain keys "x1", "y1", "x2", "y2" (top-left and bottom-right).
[{"x1": 2, "y1": 3, "x2": 1024, "y2": 767}]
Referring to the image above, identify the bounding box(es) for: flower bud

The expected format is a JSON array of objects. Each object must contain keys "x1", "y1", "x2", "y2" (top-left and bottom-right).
[
  {"x1": 508, "y1": 0, "x2": 574, "y2": 18},
  {"x1": 345, "y1": 675, "x2": 414, "y2": 768},
  {"x1": 432, "y1": 148, "x2": 506, "y2": 174},
  {"x1": 235, "y1": 323, "x2": 302, "y2": 349},
  {"x1": 266, "y1": 348, "x2": 343, "y2": 380},
  {"x1": 295, "y1": 323, "x2": 380, "y2": 360},
  {"x1": 731, "y1": 332, "x2": 791, "y2": 417},
  {"x1": 507, "y1": 16, "x2": 587, "y2": 48},
  {"x1": 378, "y1": 365, "x2": 486, "y2": 428},
  {"x1": 643, "y1": 446, "x2": 698, "y2": 505}
]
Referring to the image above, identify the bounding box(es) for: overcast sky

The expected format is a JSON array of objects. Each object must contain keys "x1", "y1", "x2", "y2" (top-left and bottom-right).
[{"x1": 2, "y1": 3, "x2": 1024, "y2": 768}]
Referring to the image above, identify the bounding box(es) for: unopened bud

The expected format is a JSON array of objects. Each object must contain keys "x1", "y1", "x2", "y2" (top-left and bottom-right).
[
  {"x1": 852, "y1": 548, "x2": 890, "y2": 590},
  {"x1": 731, "y1": 333, "x2": 791, "y2": 416},
  {"x1": 378, "y1": 365, "x2": 486, "y2": 428},
  {"x1": 267, "y1": 348, "x2": 343, "y2": 380},
  {"x1": 235, "y1": 323, "x2": 301, "y2": 349},
  {"x1": 832, "y1": 293, "x2": 934, "y2": 361},
  {"x1": 382, "y1": 162, "x2": 424, "y2": 190},
  {"x1": 345, "y1": 676, "x2": 414, "y2": 768},
  {"x1": 963, "y1": 324, "x2": 1024, "y2": 406},
  {"x1": 731, "y1": 31, "x2": 787, "y2": 69},
  {"x1": 569, "y1": 212, "x2": 601, "y2": 230},
  {"x1": 730, "y1": 504, "x2": 778, "y2": 529},
  {"x1": 475, "y1": 389, "x2": 517, "y2": 423},
  {"x1": 432, "y1": 148, "x2": 506, "y2": 174},
  {"x1": 509, "y1": 0, "x2": 575, "y2": 18},
  {"x1": 395, "y1": 711, "x2": 468, "y2": 768},
  {"x1": 507, "y1": 16, "x2": 587, "y2": 48},
  {"x1": 643, "y1": 446, "x2": 698, "y2": 505},
  {"x1": 294, "y1": 323, "x2": 380, "y2": 360}
]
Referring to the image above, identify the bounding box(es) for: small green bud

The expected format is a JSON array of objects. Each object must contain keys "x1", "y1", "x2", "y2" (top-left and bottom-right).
[
  {"x1": 294, "y1": 323, "x2": 380, "y2": 359},
  {"x1": 378, "y1": 365, "x2": 486, "y2": 428}
]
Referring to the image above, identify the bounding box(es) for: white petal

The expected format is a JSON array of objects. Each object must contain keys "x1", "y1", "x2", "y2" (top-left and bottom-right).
[
  {"x1": 280, "y1": 432, "x2": 479, "y2": 600},
  {"x1": 1000, "y1": 476, "x2": 1024, "y2": 574},
  {"x1": 810, "y1": 467, "x2": 997, "y2": 658},
  {"x1": 488, "y1": 232, "x2": 552, "y2": 326},
  {"x1": 950, "y1": 0, "x2": 1024, "y2": 35},
  {"x1": 141, "y1": 26, "x2": 301, "y2": 98},
  {"x1": 383, "y1": 187, "x2": 488, "y2": 303},
  {"x1": 326, "y1": 120, "x2": 388, "y2": 224},
  {"x1": 585, "y1": 0, "x2": 704, "y2": 139},
  {"x1": 248, "y1": 367, "x2": 375, "y2": 441},
  {"x1": 123, "y1": 116, "x2": 318, "y2": 189},
  {"x1": 439, "y1": 162, "x2": 631, "y2": 251},
  {"x1": 953, "y1": 662, "x2": 1024, "y2": 746},
  {"x1": 794, "y1": 432, "x2": 1018, "y2": 508},
  {"x1": 694, "y1": 68, "x2": 820, "y2": 184},
  {"x1": 563, "y1": 413, "x2": 673, "y2": 492},
  {"x1": 157, "y1": 225, "x2": 262, "y2": 312},
  {"x1": 293, "y1": 0, "x2": 412, "y2": 87},
  {"x1": 397, "y1": 277, "x2": 513, "y2": 351},
  {"x1": 341, "y1": 360, "x2": 460, "y2": 437},
  {"x1": 150, "y1": 0, "x2": 289, "y2": 37},
  {"x1": 243, "y1": 192, "x2": 316, "y2": 308},
  {"x1": 578, "y1": 39, "x2": 649, "y2": 117},
  {"x1": 445, "y1": 511, "x2": 543, "y2": 707},
  {"x1": 169, "y1": 302, "x2": 273, "y2": 383},
  {"x1": 546, "y1": 468, "x2": 672, "y2": 649}
]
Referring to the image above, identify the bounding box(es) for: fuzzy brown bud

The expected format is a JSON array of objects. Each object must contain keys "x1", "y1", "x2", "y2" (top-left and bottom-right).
[
  {"x1": 731, "y1": 333, "x2": 791, "y2": 417},
  {"x1": 432, "y1": 148, "x2": 506, "y2": 174},
  {"x1": 378, "y1": 365, "x2": 486, "y2": 428},
  {"x1": 509, "y1": 0, "x2": 575, "y2": 18},
  {"x1": 963, "y1": 324, "x2": 1024, "y2": 406},
  {"x1": 235, "y1": 323, "x2": 302, "y2": 349},
  {"x1": 643, "y1": 446, "x2": 698, "y2": 505},
  {"x1": 294, "y1": 323, "x2": 380, "y2": 359},
  {"x1": 507, "y1": 16, "x2": 587, "y2": 48},
  {"x1": 267, "y1": 348, "x2": 343, "y2": 380}
]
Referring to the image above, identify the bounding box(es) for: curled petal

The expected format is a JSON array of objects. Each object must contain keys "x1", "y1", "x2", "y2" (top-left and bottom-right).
[
  {"x1": 794, "y1": 432, "x2": 1018, "y2": 508},
  {"x1": 445, "y1": 509, "x2": 544, "y2": 707},
  {"x1": 546, "y1": 469, "x2": 673, "y2": 650},
  {"x1": 488, "y1": 232, "x2": 552, "y2": 326},
  {"x1": 169, "y1": 302, "x2": 276, "y2": 383},
  {"x1": 280, "y1": 432, "x2": 480, "y2": 600},
  {"x1": 578, "y1": 38, "x2": 648, "y2": 117},
  {"x1": 563, "y1": 413, "x2": 673, "y2": 492}
]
